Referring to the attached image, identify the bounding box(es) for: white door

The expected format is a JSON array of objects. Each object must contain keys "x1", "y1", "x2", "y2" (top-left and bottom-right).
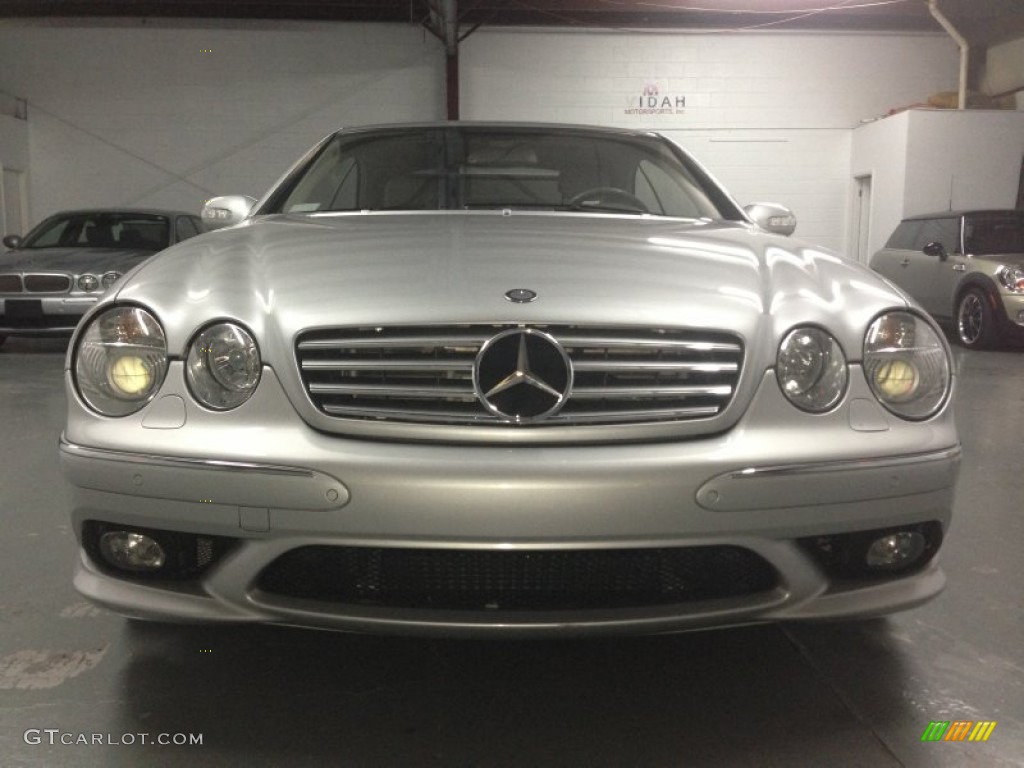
[
  {"x1": 851, "y1": 174, "x2": 872, "y2": 264},
  {"x1": 1, "y1": 167, "x2": 28, "y2": 238}
]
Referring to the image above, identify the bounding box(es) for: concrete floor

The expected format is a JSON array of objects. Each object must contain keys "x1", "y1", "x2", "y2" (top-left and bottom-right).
[{"x1": 0, "y1": 335, "x2": 1021, "y2": 768}]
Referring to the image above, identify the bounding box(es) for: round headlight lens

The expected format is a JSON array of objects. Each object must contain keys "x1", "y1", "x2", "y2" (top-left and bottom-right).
[
  {"x1": 101, "y1": 271, "x2": 122, "y2": 290},
  {"x1": 997, "y1": 266, "x2": 1024, "y2": 294},
  {"x1": 74, "y1": 306, "x2": 167, "y2": 416},
  {"x1": 864, "y1": 312, "x2": 951, "y2": 420},
  {"x1": 777, "y1": 327, "x2": 848, "y2": 412},
  {"x1": 78, "y1": 274, "x2": 100, "y2": 292},
  {"x1": 186, "y1": 322, "x2": 261, "y2": 410}
]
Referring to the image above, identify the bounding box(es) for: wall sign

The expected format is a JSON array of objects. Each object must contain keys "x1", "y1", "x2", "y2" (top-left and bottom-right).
[{"x1": 624, "y1": 83, "x2": 686, "y2": 116}]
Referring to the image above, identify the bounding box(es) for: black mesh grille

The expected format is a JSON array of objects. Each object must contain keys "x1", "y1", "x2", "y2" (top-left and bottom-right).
[
  {"x1": 24, "y1": 274, "x2": 71, "y2": 293},
  {"x1": 256, "y1": 545, "x2": 778, "y2": 611},
  {"x1": 0, "y1": 274, "x2": 22, "y2": 293}
]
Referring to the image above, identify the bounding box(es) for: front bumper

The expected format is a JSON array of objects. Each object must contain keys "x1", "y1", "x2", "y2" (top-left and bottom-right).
[
  {"x1": 0, "y1": 295, "x2": 97, "y2": 334},
  {"x1": 60, "y1": 364, "x2": 961, "y2": 636}
]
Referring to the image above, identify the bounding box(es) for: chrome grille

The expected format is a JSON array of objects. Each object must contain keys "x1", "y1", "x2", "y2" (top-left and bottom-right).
[
  {"x1": 0, "y1": 274, "x2": 22, "y2": 293},
  {"x1": 296, "y1": 325, "x2": 743, "y2": 426},
  {"x1": 24, "y1": 274, "x2": 71, "y2": 293}
]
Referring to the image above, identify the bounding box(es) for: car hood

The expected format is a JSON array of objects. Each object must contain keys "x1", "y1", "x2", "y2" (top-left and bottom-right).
[
  {"x1": 113, "y1": 212, "x2": 910, "y2": 364},
  {"x1": 1, "y1": 246, "x2": 155, "y2": 274}
]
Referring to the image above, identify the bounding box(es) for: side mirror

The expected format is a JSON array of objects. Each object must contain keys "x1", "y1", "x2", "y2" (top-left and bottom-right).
[
  {"x1": 743, "y1": 203, "x2": 797, "y2": 236},
  {"x1": 922, "y1": 241, "x2": 948, "y2": 261},
  {"x1": 201, "y1": 195, "x2": 257, "y2": 230},
  {"x1": 2, "y1": 234, "x2": 22, "y2": 249}
]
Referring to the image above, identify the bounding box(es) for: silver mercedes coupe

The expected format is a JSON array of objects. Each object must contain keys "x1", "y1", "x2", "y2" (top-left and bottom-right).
[{"x1": 59, "y1": 123, "x2": 961, "y2": 636}]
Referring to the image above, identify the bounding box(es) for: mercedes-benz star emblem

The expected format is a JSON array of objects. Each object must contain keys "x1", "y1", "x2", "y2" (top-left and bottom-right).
[
  {"x1": 504, "y1": 288, "x2": 537, "y2": 304},
  {"x1": 473, "y1": 329, "x2": 572, "y2": 423}
]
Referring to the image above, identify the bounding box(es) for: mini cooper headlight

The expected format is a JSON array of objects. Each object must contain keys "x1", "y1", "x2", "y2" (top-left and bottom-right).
[
  {"x1": 776, "y1": 327, "x2": 847, "y2": 412},
  {"x1": 997, "y1": 266, "x2": 1024, "y2": 293},
  {"x1": 186, "y1": 322, "x2": 261, "y2": 410},
  {"x1": 864, "y1": 312, "x2": 951, "y2": 420},
  {"x1": 74, "y1": 306, "x2": 168, "y2": 416},
  {"x1": 77, "y1": 274, "x2": 100, "y2": 292}
]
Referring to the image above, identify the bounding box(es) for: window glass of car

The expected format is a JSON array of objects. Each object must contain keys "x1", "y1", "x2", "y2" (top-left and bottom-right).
[
  {"x1": 964, "y1": 212, "x2": 1024, "y2": 255},
  {"x1": 912, "y1": 217, "x2": 960, "y2": 254},
  {"x1": 21, "y1": 213, "x2": 170, "y2": 250},
  {"x1": 884, "y1": 219, "x2": 922, "y2": 250},
  {"x1": 267, "y1": 127, "x2": 734, "y2": 220},
  {"x1": 175, "y1": 216, "x2": 201, "y2": 242}
]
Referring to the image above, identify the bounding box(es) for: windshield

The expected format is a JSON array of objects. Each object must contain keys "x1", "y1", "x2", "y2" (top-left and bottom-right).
[
  {"x1": 264, "y1": 127, "x2": 739, "y2": 220},
  {"x1": 22, "y1": 213, "x2": 170, "y2": 250},
  {"x1": 964, "y1": 212, "x2": 1024, "y2": 255}
]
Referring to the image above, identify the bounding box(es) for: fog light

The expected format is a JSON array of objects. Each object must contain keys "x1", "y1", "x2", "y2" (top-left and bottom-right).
[
  {"x1": 865, "y1": 532, "x2": 926, "y2": 571},
  {"x1": 99, "y1": 531, "x2": 166, "y2": 572}
]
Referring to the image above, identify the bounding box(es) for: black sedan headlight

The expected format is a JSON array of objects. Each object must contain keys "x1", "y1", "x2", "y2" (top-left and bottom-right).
[
  {"x1": 186, "y1": 322, "x2": 261, "y2": 410},
  {"x1": 864, "y1": 312, "x2": 951, "y2": 420},
  {"x1": 74, "y1": 306, "x2": 168, "y2": 416}
]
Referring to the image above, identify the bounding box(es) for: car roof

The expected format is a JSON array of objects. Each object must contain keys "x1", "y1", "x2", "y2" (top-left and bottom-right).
[
  {"x1": 332, "y1": 121, "x2": 664, "y2": 140},
  {"x1": 901, "y1": 209, "x2": 1024, "y2": 221}
]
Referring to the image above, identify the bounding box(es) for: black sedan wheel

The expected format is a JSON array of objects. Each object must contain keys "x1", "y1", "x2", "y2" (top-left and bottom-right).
[{"x1": 956, "y1": 288, "x2": 999, "y2": 349}]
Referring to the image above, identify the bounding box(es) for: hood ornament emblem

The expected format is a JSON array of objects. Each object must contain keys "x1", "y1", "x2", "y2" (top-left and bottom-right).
[
  {"x1": 473, "y1": 329, "x2": 572, "y2": 423},
  {"x1": 505, "y1": 288, "x2": 537, "y2": 304}
]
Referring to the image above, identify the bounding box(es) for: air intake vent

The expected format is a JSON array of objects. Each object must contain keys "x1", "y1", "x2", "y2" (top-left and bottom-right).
[{"x1": 257, "y1": 545, "x2": 778, "y2": 611}]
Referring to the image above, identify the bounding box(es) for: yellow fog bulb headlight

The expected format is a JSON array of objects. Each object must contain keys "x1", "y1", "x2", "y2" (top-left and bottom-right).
[
  {"x1": 864, "y1": 312, "x2": 951, "y2": 420},
  {"x1": 873, "y1": 358, "x2": 918, "y2": 400},
  {"x1": 73, "y1": 305, "x2": 167, "y2": 416},
  {"x1": 108, "y1": 355, "x2": 152, "y2": 396}
]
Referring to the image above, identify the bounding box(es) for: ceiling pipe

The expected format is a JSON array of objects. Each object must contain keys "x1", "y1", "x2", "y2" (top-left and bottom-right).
[
  {"x1": 441, "y1": 0, "x2": 459, "y2": 120},
  {"x1": 927, "y1": 0, "x2": 968, "y2": 110}
]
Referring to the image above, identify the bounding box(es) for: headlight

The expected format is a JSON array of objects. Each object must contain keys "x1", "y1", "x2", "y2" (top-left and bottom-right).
[
  {"x1": 74, "y1": 306, "x2": 168, "y2": 416},
  {"x1": 864, "y1": 312, "x2": 951, "y2": 420},
  {"x1": 997, "y1": 266, "x2": 1024, "y2": 293},
  {"x1": 101, "y1": 271, "x2": 122, "y2": 290},
  {"x1": 776, "y1": 327, "x2": 847, "y2": 412},
  {"x1": 186, "y1": 322, "x2": 261, "y2": 410},
  {"x1": 77, "y1": 274, "x2": 100, "y2": 292}
]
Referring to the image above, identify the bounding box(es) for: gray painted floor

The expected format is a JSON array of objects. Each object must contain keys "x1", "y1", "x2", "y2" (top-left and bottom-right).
[{"x1": 1, "y1": 336, "x2": 1021, "y2": 767}]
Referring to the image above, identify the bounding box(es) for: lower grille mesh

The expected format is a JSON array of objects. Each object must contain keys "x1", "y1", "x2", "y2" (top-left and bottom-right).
[{"x1": 257, "y1": 545, "x2": 778, "y2": 611}]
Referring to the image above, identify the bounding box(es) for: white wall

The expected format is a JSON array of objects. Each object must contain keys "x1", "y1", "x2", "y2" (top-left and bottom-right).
[
  {"x1": 983, "y1": 37, "x2": 1024, "y2": 102},
  {"x1": 850, "y1": 108, "x2": 1024, "y2": 257},
  {"x1": 850, "y1": 111, "x2": 910, "y2": 259},
  {"x1": 0, "y1": 21, "x2": 968, "y2": 252},
  {"x1": 0, "y1": 20, "x2": 444, "y2": 225},
  {"x1": 461, "y1": 29, "x2": 959, "y2": 253},
  {"x1": 904, "y1": 110, "x2": 1024, "y2": 215}
]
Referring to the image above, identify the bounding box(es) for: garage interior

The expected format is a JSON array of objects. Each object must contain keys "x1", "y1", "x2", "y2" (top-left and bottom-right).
[{"x1": 1, "y1": 1, "x2": 1023, "y2": 766}]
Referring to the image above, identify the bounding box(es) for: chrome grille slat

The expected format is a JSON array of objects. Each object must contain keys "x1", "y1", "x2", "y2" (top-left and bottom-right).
[
  {"x1": 298, "y1": 334, "x2": 491, "y2": 350},
  {"x1": 569, "y1": 385, "x2": 733, "y2": 399},
  {"x1": 310, "y1": 382, "x2": 477, "y2": 398},
  {"x1": 296, "y1": 325, "x2": 743, "y2": 429},
  {"x1": 302, "y1": 359, "x2": 474, "y2": 372},
  {"x1": 572, "y1": 361, "x2": 738, "y2": 373}
]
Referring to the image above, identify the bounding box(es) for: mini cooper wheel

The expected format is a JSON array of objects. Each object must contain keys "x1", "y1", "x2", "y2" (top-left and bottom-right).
[{"x1": 956, "y1": 288, "x2": 999, "y2": 349}]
